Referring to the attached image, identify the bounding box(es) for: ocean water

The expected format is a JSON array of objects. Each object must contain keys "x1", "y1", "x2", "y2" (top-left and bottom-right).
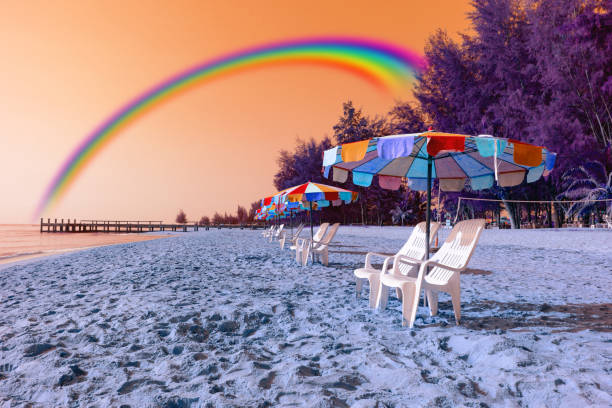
[{"x1": 0, "y1": 224, "x2": 163, "y2": 261}]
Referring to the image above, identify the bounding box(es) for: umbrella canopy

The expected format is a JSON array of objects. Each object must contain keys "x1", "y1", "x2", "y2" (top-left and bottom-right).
[
  {"x1": 323, "y1": 132, "x2": 556, "y2": 191},
  {"x1": 255, "y1": 203, "x2": 288, "y2": 221},
  {"x1": 282, "y1": 181, "x2": 359, "y2": 204},
  {"x1": 322, "y1": 131, "x2": 556, "y2": 256},
  {"x1": 262, "y1": 182, "x2": 358, "y2": 207}
]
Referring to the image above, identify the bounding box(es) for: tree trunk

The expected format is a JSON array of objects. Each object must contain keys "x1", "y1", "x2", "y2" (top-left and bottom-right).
[
  {"x1": 501, "y1": 190, "x2": 519, "y2": 229},
  {"x1": 360, "y1": 194, "x2": 365, "y2": 226}
]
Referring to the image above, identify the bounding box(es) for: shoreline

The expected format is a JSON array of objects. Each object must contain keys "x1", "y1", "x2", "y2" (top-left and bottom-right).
[{"x1": 0, "y1": 234, "x2": 170, "y2": 269}]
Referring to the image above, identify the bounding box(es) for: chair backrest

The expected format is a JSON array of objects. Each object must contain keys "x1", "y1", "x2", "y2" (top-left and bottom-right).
[
  {"x1": 318, "y1": 223, "x2": 340, "y2": 246},
  {"x1": 396, "y1": 221, "x2": 441, "y2": 275},
  {"x1": 428, "y1": 219, "x2": 486, "y2": 283},
  {"x1": 313, "y1": 223, "x2": 330, "y2": 241},
  {"x1": 294, "y1": 224, "x2": 305, "y2": 236}
]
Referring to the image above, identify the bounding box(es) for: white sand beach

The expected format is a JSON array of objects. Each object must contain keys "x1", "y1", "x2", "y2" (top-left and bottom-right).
[{"x1": 0, "y1": 227, "x2": 610, "y2": 407}]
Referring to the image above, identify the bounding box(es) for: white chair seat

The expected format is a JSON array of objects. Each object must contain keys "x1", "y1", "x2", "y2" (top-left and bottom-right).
[
  {"x1": 354, "y1": 267, "x2": 380, "y2": 279},
  {"x1": 423, "y1": 273, "x2": 449, "y2": 286},
  {"x1": 380, "y1": 273, "x2": 417, "y2": 287}
]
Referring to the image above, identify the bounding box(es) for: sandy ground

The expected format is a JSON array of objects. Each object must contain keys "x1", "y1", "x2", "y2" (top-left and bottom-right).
[{"x1": 0, "y1": 227, "x2": 610, "y2": 407}]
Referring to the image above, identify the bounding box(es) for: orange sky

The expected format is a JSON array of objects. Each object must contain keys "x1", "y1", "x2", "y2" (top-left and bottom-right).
[{"x1": 0, "y1": 0, "x2": 472, "y2": 223}]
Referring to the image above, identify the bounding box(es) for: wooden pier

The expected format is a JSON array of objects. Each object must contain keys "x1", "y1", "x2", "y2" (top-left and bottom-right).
[{"x1": 39, "y1": 219, "x2": 264, "y2": 233}]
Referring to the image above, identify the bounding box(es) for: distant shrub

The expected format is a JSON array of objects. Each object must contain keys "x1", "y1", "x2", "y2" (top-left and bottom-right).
[
  {"x1": 176, "y1": 209, "x2": 187, "y2": 224},
  {"x1": 212, "y1": 212, "x2": 223, "y2": 225},
  {"x1": 236, "y1": 205, "x2": 248, "y2": 223}
]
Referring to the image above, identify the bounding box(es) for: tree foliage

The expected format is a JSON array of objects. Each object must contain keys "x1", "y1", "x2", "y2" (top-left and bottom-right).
[
  {"x1": 201, "y1": 0, "x2": 612, "y2": 227},
  {"x1": 175, "y1": 209, "x2": 187, "y2": 224}
]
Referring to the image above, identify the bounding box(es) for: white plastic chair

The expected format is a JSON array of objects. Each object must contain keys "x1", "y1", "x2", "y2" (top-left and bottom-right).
[
  {"x1": 378, "y1": 219, "x2": 485, "y2": 328},
  {"x1": 262, "y1": 226, "x2": 275, "y2": 238},
  {"x1": 269, "y1": 224, "x2": 284, "y2": 242},
  {"x1": 292, "y1": 223, "x2": 329, "y2": 263},
  {"x1": 354, "y1": 221, "x2": 440, "y2": 308},
  {"x1": 300, "y1": 223, "x2": 340, "y2": 266},
  {"x1": 280, "y1": 223, "x2": 304, "y2": 249},
  {"x1": 604, "y1": 214, "x2": 612, "y2": 229}
]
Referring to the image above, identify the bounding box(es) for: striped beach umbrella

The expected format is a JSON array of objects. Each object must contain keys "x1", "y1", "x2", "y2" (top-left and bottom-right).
[
  {"x1": 322, "y1": 131, "x2": 556, "y2": 256},
  {"x1": 262, "y1": 181, "x2": 359, "y2": 256}
]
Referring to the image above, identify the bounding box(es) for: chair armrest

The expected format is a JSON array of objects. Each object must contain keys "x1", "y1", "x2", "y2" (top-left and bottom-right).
[
  {"x1": 380, "y1": 256, "x2": 394, "y2": 275},
  {"x1": 418, "y1": 259, "x2": 464, "y2": 273},
  {"x1": 395, "y1": 254, "x2": 425, "y2": 266},
  {"x1": 365, "y1": 252, "x2": 393, "y2": 269},
  {"x1": 308, "y1": 238, "x2": 323, "y2": 250}
]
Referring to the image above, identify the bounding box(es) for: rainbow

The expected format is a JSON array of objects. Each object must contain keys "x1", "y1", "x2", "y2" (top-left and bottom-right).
[{"x1": 35, "y1": 37, "x2": 427, "y2": 217}]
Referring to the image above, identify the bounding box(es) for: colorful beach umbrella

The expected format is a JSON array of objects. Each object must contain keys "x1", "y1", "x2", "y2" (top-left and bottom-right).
[
  {"x1": 259, "y1": 192, "x2": 315, "y2": 232},
  {"x1": 322, "y1": 131, "x2": 556, "y2": 256},
  {"x1": 256, "y1": 202, "x2": 286, "y2": 222},
  {"x1": 263, "y1": 181, "x2": 358, "y2": 260}
]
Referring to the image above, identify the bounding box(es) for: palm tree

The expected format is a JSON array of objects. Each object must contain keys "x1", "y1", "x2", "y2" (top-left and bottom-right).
[
  {"x1": 558, "y1": 161, "x2": 612, "y2": 222},
  {"x1": 390, "y1": 206, "x2": 412, "y2": 226}
]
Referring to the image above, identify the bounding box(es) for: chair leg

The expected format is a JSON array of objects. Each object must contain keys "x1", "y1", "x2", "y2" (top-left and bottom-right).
[
  {"x1": 395, "y1": 288, "x2": 402, "y2": 301},
  {"x1": 301, "y1": 243, "x2": 310, "y2": 266},
  {"x1": 426, "y1": 289, "x2": 438, "y2": 316},
  {"x1": 279, "y1": 236, "x2": 285, "y2": 249},
  {"x1": 377, "y1": 282, "x2": 389, "y2": 310},
  {"x1": 321, "y1": 249, "x2": 328, "y2": 266},
  {"x1": 367, "y1": 275, "x2": 380, "y2": 309},
  {"x1": 400, "y1": 283, "x2": 421, "y2": 328},
  {"x1": 449, "y1": 283, "x2": 461, "y2": 324},
  {"x1": 295, "y1": 245, "x2": 301, "y2": 263},
  {"x1": 355, "y1": 278, "x2": 364, "y2": 297}
]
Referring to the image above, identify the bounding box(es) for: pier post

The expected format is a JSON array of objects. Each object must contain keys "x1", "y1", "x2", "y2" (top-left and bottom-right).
[
  {"x1": 40, "y1": 218, "x2": 43, "y2": 233},
  {"x1": 47, "y1": 218, "x2": 50, "y2": 232}
]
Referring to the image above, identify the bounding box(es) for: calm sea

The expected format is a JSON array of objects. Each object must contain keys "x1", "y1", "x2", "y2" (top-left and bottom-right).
[{"x1": 0, "y1": 224, "x2": 163, "y2": 262}]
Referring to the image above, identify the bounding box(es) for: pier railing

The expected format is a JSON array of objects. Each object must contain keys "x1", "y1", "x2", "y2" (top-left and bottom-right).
[{"x1": 40, "y1": 218, "x2": 264, "y2": 233}]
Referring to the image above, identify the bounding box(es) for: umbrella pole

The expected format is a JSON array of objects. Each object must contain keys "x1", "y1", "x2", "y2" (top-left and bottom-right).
[
  {"x1": 309, "y1": 201, "x2": 314, "y2": 265},
  {"x1": 424, "y1": 156, "x2": 433, "y2": 308},
  {"x1": 426, "y1": 156, "x2": 433, "y2": 260}
]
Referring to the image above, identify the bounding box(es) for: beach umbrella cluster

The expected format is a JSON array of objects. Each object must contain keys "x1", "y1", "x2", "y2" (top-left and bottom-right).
[
  {"x1": 260, "y1": 181, "x2": 359, "y2": 254},
  {"x1": 322, "y1": 131, "x2": 556, "y2": 256}
]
